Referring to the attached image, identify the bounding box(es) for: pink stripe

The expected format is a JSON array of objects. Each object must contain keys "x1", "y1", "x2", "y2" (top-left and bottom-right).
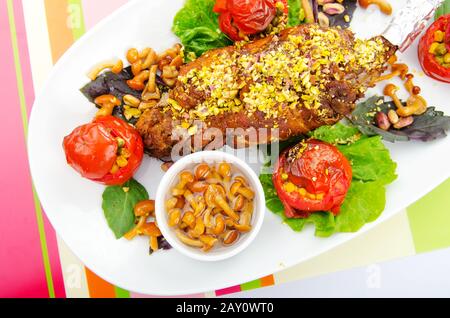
[
  {"x1": 81, "y1": 0, "x2": 128, "y2": 30},
  {"x1": 130, "y1": 292, "x2": 205, "y2": 298},
  {"x1": 215, "y1": 285, "x2": 242, "y2": 297},
  {"x1": 12, "y1": 0, "x2": 66, "y2": 298},
  {"x1": 0, "y1": 0, "x2": 48, "y2": 298},
  {"x1": 11, "y1": 0, "x2": 66, "y2": 299},
  {"x1": 13, "y1": 0, "x2": 33, "y2": 116}
]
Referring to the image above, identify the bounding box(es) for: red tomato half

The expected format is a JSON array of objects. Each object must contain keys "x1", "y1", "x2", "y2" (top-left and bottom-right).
[
  {"x1": 214, "y1": 0, "x2": 288, "y2": 41},
  {"x1": 63, "y1": 116, "x2": 144, "y2": 185},
  {"x1": 273, "y1": 140, "x2": 352, "y2": 218}
]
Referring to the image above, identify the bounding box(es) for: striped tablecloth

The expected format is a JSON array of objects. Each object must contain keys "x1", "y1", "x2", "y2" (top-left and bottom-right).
[{"x1": 1, "y1": 0, "x2": 449, "y2": 298}]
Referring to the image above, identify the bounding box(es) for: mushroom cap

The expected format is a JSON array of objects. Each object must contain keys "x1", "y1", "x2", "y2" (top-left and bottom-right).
[
  {"x1": 383, "y1": 83, "x2": 399, "y2": 96},
  {"x1": 391, "y1": 63, "x2": 409, "y2": 79},
  {"x1": 180, "y1": 170, "x2": 195, "y2": 183},
  {"x1": 406, "y1": 95, "x2": 428, "y2": 116}
]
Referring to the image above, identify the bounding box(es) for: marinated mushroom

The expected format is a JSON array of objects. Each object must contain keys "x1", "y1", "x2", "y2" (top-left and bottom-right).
[
  {"x1": 375, "y1": 63, "x2": 408, "y2": 82},
  {"x1": 165, "y1": 162, "x2": 256, "y2": 252},
  {"x1": 217, "y1": 163, "x2": 232, "y2": 182},
  {"x1": 384, "y1": 84, "x2": 427, "y2": 117}
]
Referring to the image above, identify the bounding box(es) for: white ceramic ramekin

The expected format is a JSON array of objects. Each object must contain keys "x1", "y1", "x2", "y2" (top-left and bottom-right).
[{"x1": 155, "y1": 151, "x2": 265, "y2": 262}]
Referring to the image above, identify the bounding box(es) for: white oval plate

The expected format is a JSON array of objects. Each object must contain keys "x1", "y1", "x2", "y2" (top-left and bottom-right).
[{"x1": 28, "y1": 0, "x2": 450, "y2": 296}]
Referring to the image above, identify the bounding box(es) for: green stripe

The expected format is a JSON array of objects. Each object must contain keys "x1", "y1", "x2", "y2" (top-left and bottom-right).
[
  {"x1": 6, "y1": 0, "x2": 55, "y2": 298},
  {"x1": 241, "y1": 279, "x2": 262, "y2": 291},
  {"x1": 114, "y1": 286, "x2": 130, "y2": 298},
  {"x1": 67, "y1": 0, "x2": 86, "y2": 41},
  {"x1": 407, "y1": 178, "x2": 450, "y2": 254},
  {"x1": 32, "y1": 187, "x2": 56, "y2": 298}
]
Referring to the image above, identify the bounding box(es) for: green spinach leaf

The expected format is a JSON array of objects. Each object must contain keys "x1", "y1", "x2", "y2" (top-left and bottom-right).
[{"x1": 102, "y1": 179, "x2": 149, "y2": 239}]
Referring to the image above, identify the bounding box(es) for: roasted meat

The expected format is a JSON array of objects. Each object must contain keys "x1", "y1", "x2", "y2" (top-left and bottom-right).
[{"x1": 137, "y1": 24, "x2": 397, "y2": 160}]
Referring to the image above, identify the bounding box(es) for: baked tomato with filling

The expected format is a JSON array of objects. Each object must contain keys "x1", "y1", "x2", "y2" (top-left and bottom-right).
[
  {"x1": 63, "y1": 115, "x2": 143, "y2": 185},
  {"x1": 273, "y1": 139, "x2": 352, "y2": 218},
  {"x1": 214, "y1": 0, "x2": 288, "y2": 41}
]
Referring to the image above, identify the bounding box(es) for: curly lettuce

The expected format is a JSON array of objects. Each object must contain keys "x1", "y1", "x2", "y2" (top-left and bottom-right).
[
  {"x1": 173, "y1": 0, "x2": 308, "y2": 60},
  {"x1": 172, "y1": 0, "x2": 232, "y2": 60},
  {"x1": 260, "y1": 123, "x2": 397, "y2": 237}
]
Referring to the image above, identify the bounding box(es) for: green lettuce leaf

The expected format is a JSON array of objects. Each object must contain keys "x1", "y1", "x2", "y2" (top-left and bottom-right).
[
  {"x1": 335, "y1": 181, "x2": 386, "y2": 233},
  {"x1": 259, "y1": 123, "x2": 397, "y2": 237},
  {"x1": 172, "y1": 0, "x2": 232, "y2": 60},
  {"x1": 309, "y1": 122, "x2": 363, "y2": 144},
  {"x1": 435, "y1": 0, "x2": 450, "y2": 20},
  {"x1": 338, "y1": 136, "x2": 397, "y2": 185},
  {"x1": 102, "y1": 179, "x2": 149, "y2": 239}
]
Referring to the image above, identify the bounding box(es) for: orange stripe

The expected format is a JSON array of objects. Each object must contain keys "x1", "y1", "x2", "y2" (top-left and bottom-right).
[
  {"x1": 44, "y1": 0, "x2": 74, "y2": 62},
  {"x1": 260, "y1": 275, "x2": 275, "y2": 287},
  {"x1": 84, "y1": 268, "x2": 116, "y2": 298}
]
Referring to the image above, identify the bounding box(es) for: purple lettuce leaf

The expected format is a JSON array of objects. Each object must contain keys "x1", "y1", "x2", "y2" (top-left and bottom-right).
[{"x1": 349, "y1": 96, "x2": 450, "y2": 142}]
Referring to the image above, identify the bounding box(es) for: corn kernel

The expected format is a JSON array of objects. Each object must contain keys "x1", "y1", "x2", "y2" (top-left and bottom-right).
[
  {"x1": 120, "y1": 148, "x2": 131, "y2": 158},
  {"x1": 307, "y1": 192, "x2": 316, "y2": 200},
  {"x1": 434, "y1": 30, "x2": 445, "y2": 43},
  {"x1": 283, "y1": 182, "x2": 296, "y2": 193},
  {"x1": 110, "y1": 164, "x2": 119, "y2": 174},
  {"x1": 116, "y1": 156, "x2": 128, "y2": 168},
  {"x1": 429, "y1": 42, "x2": 440, "y2": 55},
  {"x1": 444, "y1": 53, "x2": 450, "y2": 64},
  {"x1": 298, "y1": 188, "x2": 307, "y2": 196}
]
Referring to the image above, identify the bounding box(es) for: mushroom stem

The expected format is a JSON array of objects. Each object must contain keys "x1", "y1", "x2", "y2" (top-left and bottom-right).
[
  {"x1": 375, "y1": 64, "x2": 409, "y2": 83},
  {"x1": 383, "y1": 84, "x2": 406, "y2": 112},
  {"x1": 404, "y1": 74, "x2": 421, "y2": 96},
  {"x1": 215, "y1": 196, "x2": 240, "y2": 221},
  {"x1": 374, "y1": 71, "x2": 400, "y2": 83}
]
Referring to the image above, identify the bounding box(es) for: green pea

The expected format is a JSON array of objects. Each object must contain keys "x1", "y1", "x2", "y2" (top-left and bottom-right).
[
  {"x1": 444, "y1": 53, "x2": 450, "y2": 64},
  {"x1": 436, "y1": 43, "x2": 448, "y2": 56},
  {"x1": 435, "y1": 56, "x2": 445, "y2": 64}
]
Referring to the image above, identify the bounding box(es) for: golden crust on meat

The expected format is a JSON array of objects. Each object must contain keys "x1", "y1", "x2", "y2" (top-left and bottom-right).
[{"x1": 137, "y1": 24, "x2": 397, "y2": 159}]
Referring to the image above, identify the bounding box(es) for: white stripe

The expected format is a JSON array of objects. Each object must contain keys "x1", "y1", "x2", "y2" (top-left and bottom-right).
[
  {"x1": 22, "y1": 0, "x2": 54, "y2": 92},
  {"x1": 56, "y1": 236, "x2": 90, "y2": 298}
]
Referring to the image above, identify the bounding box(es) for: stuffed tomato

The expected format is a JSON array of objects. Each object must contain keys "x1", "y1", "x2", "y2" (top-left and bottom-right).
[
  {"x1": 418, "y1": 14, "x2": 450, "y2": 83},
  {"x1": 273, "y1": 139, "x2": 352, "y2": 218},
  {"x1": 63, "y1": 115, "x2": 143, "y2": 185}
]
